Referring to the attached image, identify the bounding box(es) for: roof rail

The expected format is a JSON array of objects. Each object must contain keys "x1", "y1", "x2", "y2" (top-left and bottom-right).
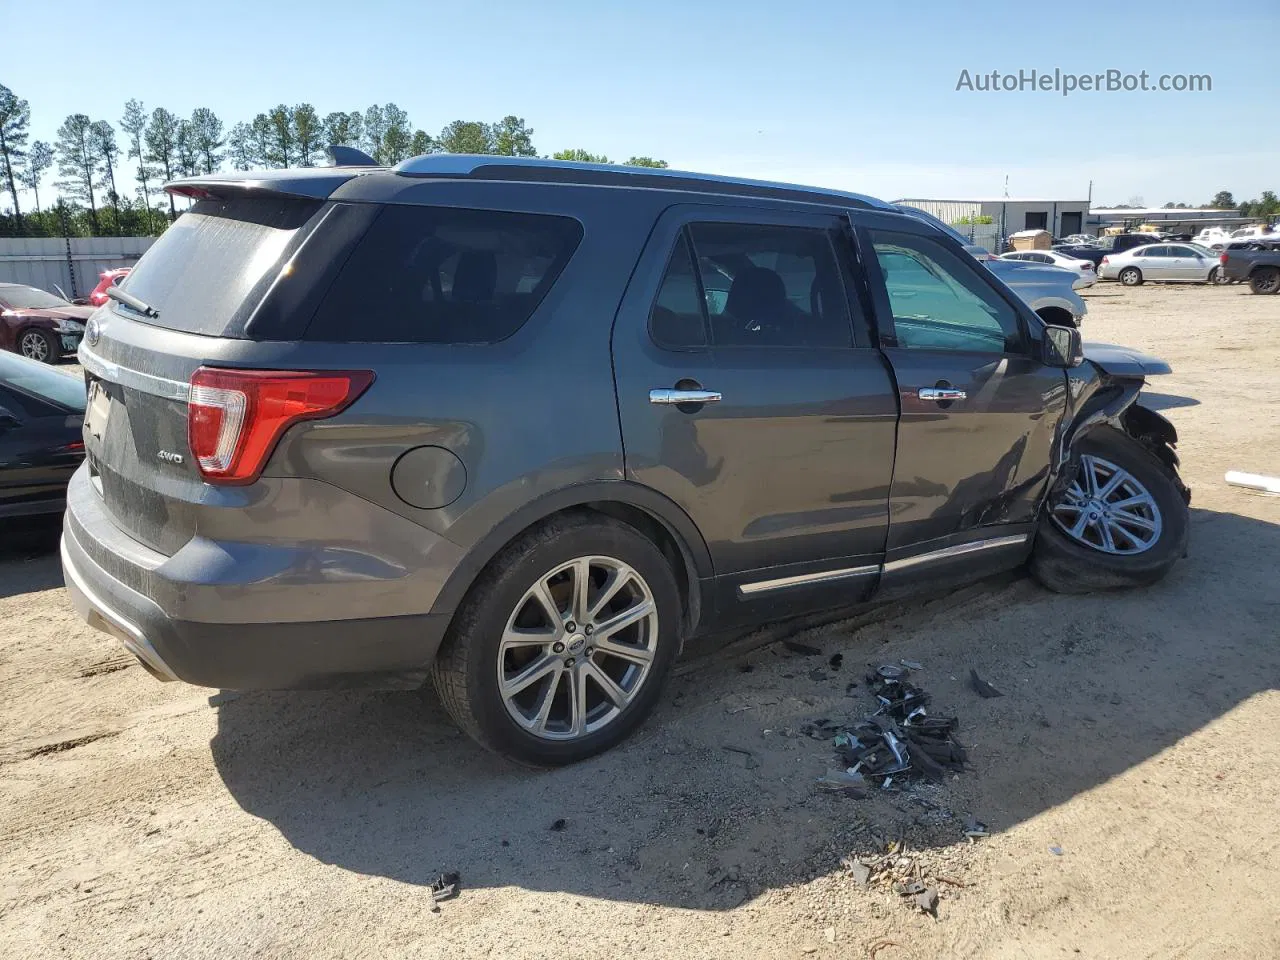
[{"x1": 391, "y1": 154, "x2": 892, "y2": 210}]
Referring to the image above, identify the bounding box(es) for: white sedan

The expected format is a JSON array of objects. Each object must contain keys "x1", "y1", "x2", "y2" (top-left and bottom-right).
[
  {"x1": 1098, "y1": 243, "x2": 1222, "y2": 286},
  {"x1": 1000, "y1": 250, "x2": 1097, "y2": 288}
]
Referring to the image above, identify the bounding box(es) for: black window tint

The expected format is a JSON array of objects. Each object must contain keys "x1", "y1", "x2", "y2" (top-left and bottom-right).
[
  {"x1": 649, "y1": 232, "x2": 708, "y2": 348},
  {"x1": 870, "y1": 230, "x2": 1023, "y2": 354},
  {"x1": 686, "y1": 222, "x2": 853, "y2": 348},
  {"x1": 307, "y1": 205, "x2": 583, "y2": 344}
]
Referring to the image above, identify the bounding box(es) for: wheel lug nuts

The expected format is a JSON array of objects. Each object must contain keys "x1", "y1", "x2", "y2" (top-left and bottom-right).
[
  {"x1": 552, "y1": 642, "x2": 565, "y2": 653},
  {"x1": 565, "y1": 657, "x2": 575, "y2": 667},
  {"x1": 585, "y1": 647, "x2": 593, "y2": 655},
  {"x1": 565, "y1": 621, "x2": 577, "y2": 633},
  {"x1": 584, "y1": 624, "x2": 594, "y2": 635}
]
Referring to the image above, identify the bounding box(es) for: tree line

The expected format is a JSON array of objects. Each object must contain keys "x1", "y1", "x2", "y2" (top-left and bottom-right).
[{"x1": 0, "y1": 82, "x2": 668, "y2": 239}]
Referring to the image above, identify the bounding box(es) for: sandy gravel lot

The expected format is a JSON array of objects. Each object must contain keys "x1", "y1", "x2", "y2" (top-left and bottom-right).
[{"x1": 2, "y1": 283, "x2": 1278, "y2": 960}]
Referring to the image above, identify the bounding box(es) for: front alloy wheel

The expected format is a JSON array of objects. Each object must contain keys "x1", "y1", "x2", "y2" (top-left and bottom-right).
[
  {"x1": 1051, "y1": 455, "x2": 1163, "y2": 555},
  {"x1": 499, "y1": 556, "x2": 658, "y2": 740},
  {"x1": 19, "y1": 329, "x2": 54, "y2": 362}
]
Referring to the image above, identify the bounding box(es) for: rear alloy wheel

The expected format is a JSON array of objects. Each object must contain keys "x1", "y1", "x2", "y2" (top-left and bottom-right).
[
  {"x1": 1031, "y1": 428, "x2": 1188, "y2": 594},
  {"x1": 1250, "y1": 266, "x2": 1280, "y2": 295},
  {"x1": 497, "y1": 556, "x2": 658, "y2": 740},
  {"x1": 432, "y1": 514, "x2": 681, "y2": 765},
  {"x1": 18, "y1": 328, "x2": 58, "y2": 364},
  {"x1": 1206, "y1": 266, "x2": 1221, "y2": 285},
  {"x1": 1119, "y1": 267, "x2": 1143, "y2": 286}
]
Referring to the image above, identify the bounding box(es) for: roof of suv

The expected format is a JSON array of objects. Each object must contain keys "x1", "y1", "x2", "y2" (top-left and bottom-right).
[{"x1": 166, "y1": 154, "x2": 896, "y2": 211}]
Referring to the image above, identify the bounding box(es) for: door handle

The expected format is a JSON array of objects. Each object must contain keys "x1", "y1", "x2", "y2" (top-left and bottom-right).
[
  {"x1": 919, "y1": 387, "x2": 967, "y2": 402},
  {"x1": 649, "y1": 388, "x2": 722, "y2": 405}
]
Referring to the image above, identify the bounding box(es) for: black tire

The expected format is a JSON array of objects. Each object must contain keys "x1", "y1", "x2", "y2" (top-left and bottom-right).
[
  {"x1": 1118, "y1": 267, "x2": 1143, "y2": 286},
  {"x1": 431, "y1": 512, "x2": 682, "y2": 766},
  {"x1": 1250, "y1": 266, "x2": 1280, "y2": 295},
  {"x1": 18, "y1": 328, "x2": 59, "y2": 364},
  {"x1": 1206, "y1": 266, "x2": 1220, "y2": 285},
  {"x1": 1031, "y1": 428, "x2": 1188, "y2": 595}
]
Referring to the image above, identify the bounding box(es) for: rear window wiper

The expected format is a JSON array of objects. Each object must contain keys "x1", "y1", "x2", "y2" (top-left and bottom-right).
[{"x1": 106, "y1": 285, "x2": 160, "y2": 319}]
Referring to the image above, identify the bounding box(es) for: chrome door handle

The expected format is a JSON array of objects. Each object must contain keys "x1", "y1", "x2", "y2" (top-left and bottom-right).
[
  {"x1": 919, "y1": 387, "x2": 966, "y2": 402},
  {"x1": 649, "y1": 388, "x2": 722, "y2": 405}
]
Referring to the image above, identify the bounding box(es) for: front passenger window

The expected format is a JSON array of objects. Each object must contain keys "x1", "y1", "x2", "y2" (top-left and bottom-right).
[{"x1": 869, "y1": 230, "x2": 1022, "y2": 353}]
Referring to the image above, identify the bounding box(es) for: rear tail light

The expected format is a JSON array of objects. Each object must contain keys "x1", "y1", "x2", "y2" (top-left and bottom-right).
[
  {"x1": 187, "y1": 368, "x2": 374, "y2": 484},
  {"x1": 1100, "y1": 256, "x2": 1109, "y2": 265},
  {"x1": 1220, "y1": 253, "x2": 1228, "y2": 264}
]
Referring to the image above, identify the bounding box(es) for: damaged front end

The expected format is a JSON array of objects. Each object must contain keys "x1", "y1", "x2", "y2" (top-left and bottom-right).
[{"x1": 1047, "y1": 345, "x2": 1192, "y2": 509}]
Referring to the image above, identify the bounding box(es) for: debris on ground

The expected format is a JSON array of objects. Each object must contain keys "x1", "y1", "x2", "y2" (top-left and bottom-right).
[
  {"x1": 722, "y1": 744, "x2": 760, "y2": 769},
  {"x1": 964, "y1": 816, "x2": 990, "y2": 839},
  {"x1": 900, "y1": 659, "x2": 924, "y2": 671},
  {"x1": 428, "y1": 871, "x2": 460, "y2": 903},
  {"x1": 829, "y1": 653, "x2": 844, "y2": 670},
  {"x1": 1049, "y1": 845, "x2": 1064, "y2": 856},
  {"x1": 1225, "y1": 470, "x2": 1280, "y2": 495},
  {"x1": 783, "y1": 639, "x2": 823, "y2": 656},
  {"x1": 868, "y1": 940, "x2": 902, "y2": 959},
  {"x1": 914, "y1": 886, "x2": 939, "y2": 915},
  {"x1": 969, "y1": 668, "x2": 1004, "y2": 698},
  {"x1": 549, "y1": 818, "x2": 567, "y2": 831},
  {"x1": 808, "y1": 664, "x2": 968, "y2": 792},
  {"x1": 809, "y1": 667, "x2": 830, "y2": 682}
]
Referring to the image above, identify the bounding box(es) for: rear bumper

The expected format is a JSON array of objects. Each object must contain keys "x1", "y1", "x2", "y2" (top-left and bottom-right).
[{"x1": 61, "y1": 475, "x2": 454, "y2": 691}]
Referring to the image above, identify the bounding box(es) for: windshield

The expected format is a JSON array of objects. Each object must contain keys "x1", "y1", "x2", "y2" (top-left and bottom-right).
[
  {"x1": 0, "y1": 285, "x2": 69, "y2": 310},
  {"x1": 0, "y1": 350, "x2": 86, "y2": 411}
]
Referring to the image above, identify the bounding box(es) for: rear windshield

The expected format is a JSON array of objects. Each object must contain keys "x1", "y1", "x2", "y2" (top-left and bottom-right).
[
  {"x1": 119, "y1": 197, "x2": 320, "y2": 336},
  {"x1": 305, "y1": 205, "x2": 583, "y2": 344}
]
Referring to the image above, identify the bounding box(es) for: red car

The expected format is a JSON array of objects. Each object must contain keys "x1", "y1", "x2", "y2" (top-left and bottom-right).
[
  {"x1": 0, "y1": 283, "x2": 94, "y2": 363},
  {"x1": 88, "y1": 268, "x2": 131, "y2": 307}
]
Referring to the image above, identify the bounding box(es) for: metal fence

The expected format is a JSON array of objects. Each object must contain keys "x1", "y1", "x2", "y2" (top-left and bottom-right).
[{"x1": 0, "y1": 237, "x2": 157, "y2": 300}]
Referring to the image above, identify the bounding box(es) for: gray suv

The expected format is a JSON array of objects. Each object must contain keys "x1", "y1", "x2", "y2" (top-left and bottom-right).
[{"x1": 62, "y1": 156, "x2": 1190, "y2": 765}]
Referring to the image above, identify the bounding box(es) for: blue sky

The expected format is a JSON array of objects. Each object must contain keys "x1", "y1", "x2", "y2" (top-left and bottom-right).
[{"x1": 7, "y1": 0, "x2": 1278, "y2": 208}]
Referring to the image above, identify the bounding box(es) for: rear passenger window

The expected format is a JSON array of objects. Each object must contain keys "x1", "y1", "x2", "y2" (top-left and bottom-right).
[
  {"x1": 649, "y1": 221, "x2": 855, "y2": 349},
  {"x1": 307, "y1": 205, "x2": 583, "y2": 343}
]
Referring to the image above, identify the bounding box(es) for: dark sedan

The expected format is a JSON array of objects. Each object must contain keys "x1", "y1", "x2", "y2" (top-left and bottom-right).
[
  {"x1": 0, "y1": 283, "x2": 95, "y2": 363},
  {"x1": 0, "y1": 350, "x2": 86, "y2": 518}
]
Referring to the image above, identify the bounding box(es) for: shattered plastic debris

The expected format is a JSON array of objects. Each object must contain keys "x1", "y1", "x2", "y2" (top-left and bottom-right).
[
  {"x1": 810, "y1": 666, "x2": 967, "y2": 790},
  {"x1": 969, "y1": 669, "x2": 1004, "y2": 698},
  {"x1": 914, "y1": 886, "x2": 939, "y2": 915},
  {"x1": 428, "y1": 872, "x2": 460, "y2": 903},
  {"x1": 829, "y1": 653, "x2": 844, "y2": 670},
  {"x1": 549, "y1": 818, "x2": 568, "y2": 831},
  {"x1": 964, "y1": 816, "x2": 990, "y2": 839},
  {"x1": 817, "y1": 768, "x2": 868, "y2": 797},
  {"x1": 1049, "y1": 845, "x2": 1065, "y2": 856},
  {"x1": 900, "y1": 659, "x2": 924, "y2": 670}
]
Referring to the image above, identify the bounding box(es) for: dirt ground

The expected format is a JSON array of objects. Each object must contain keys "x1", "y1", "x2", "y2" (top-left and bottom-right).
[{"x1": 2, "y1": 283, "x2": 1278, "y2": 960}]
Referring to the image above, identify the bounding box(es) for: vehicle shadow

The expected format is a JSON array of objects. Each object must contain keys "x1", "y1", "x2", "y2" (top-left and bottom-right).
[
  {"x1": 1139, "y1": 391, "x2": 1201, "y2": 411},
  {"x1": 0, "y1": 516, "x2": 66, "y2": 599},
  {"x1": 210, "y1": 505, "x2": 1280, "y2": 909}
]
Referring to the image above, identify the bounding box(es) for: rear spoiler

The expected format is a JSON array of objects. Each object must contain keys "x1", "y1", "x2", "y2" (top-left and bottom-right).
[{"x1": 164, "y1": 165, "x2": 378, "y2": 202}]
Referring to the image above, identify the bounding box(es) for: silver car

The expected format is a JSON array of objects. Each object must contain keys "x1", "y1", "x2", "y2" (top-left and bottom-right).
[{"x1": 1099, "y1": 243, "x2": 1222, "y2": 286}]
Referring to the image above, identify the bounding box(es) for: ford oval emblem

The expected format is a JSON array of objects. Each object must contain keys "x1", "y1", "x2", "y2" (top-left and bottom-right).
[{"x1": 86, "y1": 315, "x2": 102, "y2": 347}]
